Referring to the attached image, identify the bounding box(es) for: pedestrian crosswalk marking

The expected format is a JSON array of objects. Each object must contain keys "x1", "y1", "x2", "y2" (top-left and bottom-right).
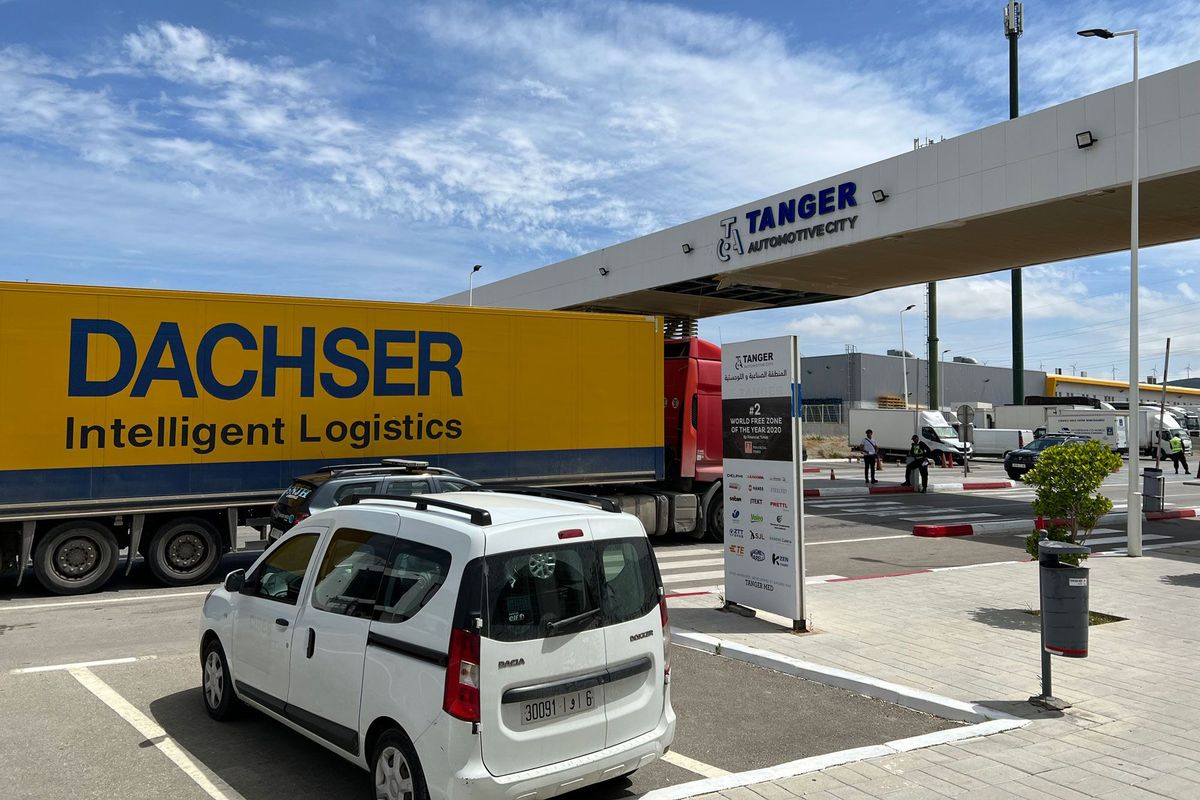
[{"x1": 900, "y1": 512, "x2": 1002, "y2": 522}]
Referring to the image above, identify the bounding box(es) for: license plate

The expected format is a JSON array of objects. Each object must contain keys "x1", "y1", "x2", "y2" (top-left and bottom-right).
[{"x1": 520, "y1": 689, "x2": 596, "y2": 726}]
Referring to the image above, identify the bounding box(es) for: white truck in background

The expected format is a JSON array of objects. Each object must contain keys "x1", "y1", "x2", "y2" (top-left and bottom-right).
[
  {"x1": 847, "y1": 408, "x2": 973, "y2": 463},
  {"x1": 1133, "y1": 407, "x2": 1192, "y2": 459},
  {"x1": 965, "y1": 426, "x2": 1035, "y2": 457},
  {"x1": 1044, "y1": 409, "x2": 1129, "y2": 453}
]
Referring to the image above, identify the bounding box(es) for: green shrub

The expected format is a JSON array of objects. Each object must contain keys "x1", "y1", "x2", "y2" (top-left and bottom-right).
[{"x1": 1022, "y1": 439, "x2": 1121, "y2": 562}]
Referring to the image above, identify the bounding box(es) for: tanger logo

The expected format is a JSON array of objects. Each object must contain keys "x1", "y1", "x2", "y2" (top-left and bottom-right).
[
  {"x1": 717, "y1": 216, "x2": 745, "y2": 263},
  {"x1": 751, "y1": 549, "x2": 766, "y2": 561}
]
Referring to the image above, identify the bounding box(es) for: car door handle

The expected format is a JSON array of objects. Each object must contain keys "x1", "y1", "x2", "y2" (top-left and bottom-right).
[
  {"x1": 307, "y1": 628, "x2": 316, "y2": 659},
  {"x1": 274, "y1": 618, "x2": 289, "y2": 628}
]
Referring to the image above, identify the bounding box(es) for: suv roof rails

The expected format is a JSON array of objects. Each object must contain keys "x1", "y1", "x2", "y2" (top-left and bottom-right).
[
  {"x1": 337, "y1": 494, "x2": 492, "y2": 526},
  {"x1": 315, "y1": 459, "x2": 458, "y2": 477},
  {"x1": 486, "y1": 485, "x2": 621, "y2": 513}
]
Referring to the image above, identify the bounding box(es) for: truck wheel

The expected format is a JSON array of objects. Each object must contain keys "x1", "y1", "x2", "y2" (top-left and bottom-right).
[
  {"x1": 703, "y1": 495, "x2": 724, "y2": 543},
  {"x1": 201, "y1": 637, "x2": 242, "y2": 721},
  {"x1": 33, "y1": 521, "x2": 120, "y2": 595},
  {"x1": 147, "y1": 517, "x2": 222, "y2": 587}
]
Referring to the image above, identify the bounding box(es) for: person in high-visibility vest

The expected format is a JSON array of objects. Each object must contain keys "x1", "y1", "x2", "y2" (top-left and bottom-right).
[
  {"x1": 904, "y1": 435, "x2": 932, "y2": 492},
  {"x1": 1169, "y1": 432, "x2": 1189, "y2": 475}
]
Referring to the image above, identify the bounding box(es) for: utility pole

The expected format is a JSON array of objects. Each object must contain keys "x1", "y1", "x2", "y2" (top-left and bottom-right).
[
  {"x1": 1005, "y1": 1, "x2": 1024, "y2": 406},
  {"x1": 927, "y1": 282, "x2": 939, "y2": 410}
]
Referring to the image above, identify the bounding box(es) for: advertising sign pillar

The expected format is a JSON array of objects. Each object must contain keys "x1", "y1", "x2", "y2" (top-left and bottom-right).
[{"x1": 721, "y1": 337, "x2": 808, "y2": 631}]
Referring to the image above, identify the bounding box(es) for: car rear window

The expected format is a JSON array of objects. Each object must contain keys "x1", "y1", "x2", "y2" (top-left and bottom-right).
[
  {"x1": 276, "y1": 481, "x2": 316, "y2": 511},
  {"x1": 484, "y1": 537, "x2": 659, "y2": 642}
]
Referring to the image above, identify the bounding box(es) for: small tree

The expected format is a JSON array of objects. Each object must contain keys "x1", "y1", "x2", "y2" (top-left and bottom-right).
[{"x1": 1023, "y1": 439, "x2": 1122, "y2": 563}]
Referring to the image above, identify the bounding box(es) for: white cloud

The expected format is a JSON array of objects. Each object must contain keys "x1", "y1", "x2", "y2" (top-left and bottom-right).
[{"x1": 787, "y1": 313, "x2": 874, "y2": 339}]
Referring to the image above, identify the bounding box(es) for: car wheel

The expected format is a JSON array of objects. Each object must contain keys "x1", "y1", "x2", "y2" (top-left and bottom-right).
[
  {"x1": 147, "y1": 517, "x2": 223, "y2": 587},
  {"x1": 1006, "y1": 470, "x2": 1022, "y2": 481},
  {"x1": 201, "y1": 638, "x2": 242, "y2": 721},
  {"x1": 702, "y1": 494, "x2": 723, "y2": 543},
  {"x1": 33, "y1": 521, "x2": 120, "y2": 595},
  {"x1": 370, "y1": 728, "x2": 428, "y2": 800}
]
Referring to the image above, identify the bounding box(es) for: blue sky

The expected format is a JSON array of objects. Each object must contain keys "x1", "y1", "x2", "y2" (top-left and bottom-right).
[{"x1": 2, "y1": 0, "x2": 1199, "y2": 388}]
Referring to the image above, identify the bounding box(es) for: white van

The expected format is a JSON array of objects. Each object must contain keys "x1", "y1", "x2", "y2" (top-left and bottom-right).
[{"x1": 199, "y1": 489, "x2": 675, "y2": 800}]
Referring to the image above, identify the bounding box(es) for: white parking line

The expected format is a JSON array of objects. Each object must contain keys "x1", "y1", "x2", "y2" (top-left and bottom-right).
[
  {"x1": 10, "y1": 656, "x2": 155, "y2": 674},
  {"x1": 68, "y1": 666, "x2": 246, "y2": 800},
  {"x1": 0, "y1": 590, "x2": 208, "y2": 613},
  {"x1": 808, "y1": 534, "x2": 912, "y2": 546},
  {"x1": 661, "y1": 751, "x2": 731, "y2": 778}
]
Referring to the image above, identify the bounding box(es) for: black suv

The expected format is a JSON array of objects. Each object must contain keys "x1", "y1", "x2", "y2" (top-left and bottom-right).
[
  {"x1": 268, "y1": 459, "x2": 479, "y2": 539},
  {"x1": 1004, "y1": 435, "x2": 1089, "y2": 481}
]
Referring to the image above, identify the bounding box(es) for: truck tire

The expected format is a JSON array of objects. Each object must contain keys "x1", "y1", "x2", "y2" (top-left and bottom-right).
[
  {"x1": 703, "y1": 495, "x2": 723, "y2": 543},
  {"x1": 33, "y1": 521, "x2": 120, "y2": 595},
  {"x1": 147, "y1": 517, "x2": 222, "y2": 587}
]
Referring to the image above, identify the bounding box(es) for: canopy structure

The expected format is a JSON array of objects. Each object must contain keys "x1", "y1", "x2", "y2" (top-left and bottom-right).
[{"x1": 442, "y1": 60, "x2": 1200, "y2": 319}]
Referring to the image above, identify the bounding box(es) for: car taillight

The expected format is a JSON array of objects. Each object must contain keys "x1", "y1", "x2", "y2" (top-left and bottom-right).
[
  {"x1": 660, "y1": 595, "x2": 671, "y2": 684},
  {"x1": 443, "y1": 627, "x2": 481, "y2": 722}
]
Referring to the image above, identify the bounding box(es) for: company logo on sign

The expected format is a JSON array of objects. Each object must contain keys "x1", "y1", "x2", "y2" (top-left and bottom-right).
[
  {"x1": 718, "y1": 182, "x2": 859, "y2": 262},
  {"x1": 728, "y1": 482, "x2": 741, "y2": 490},
  {"x1": 772, "y1": 554, "x2": 789, "y2": 567},
  {"x1": 769, "y1": 501, "x2": 788, "y2": 509},
  {"x1": 732, "y1": 509, "x2": 741, "y2": 520},
  {"x1": 750, "y1": 530, "x2": 765, "y2": 540},
  {"x1": 729, "y1": 528, "x2": 745, "y2": 538},
  {"x1": 734, "y1": 352, "x2": 774, "y2": 370},
  {"x1": 729, "y1": 495, "x2": 743, "y2": 503},
  {"x1": 751, "y1": 549, "x2": 766, "y2": 561},
  {"x1": 748, "y1": 474, "x2": 764, "y2": 480},
  {"x1": 750, "y1": 498, "x2": 763, "y2": 505},
  {"x1": 751, "y1": 513, "x2": 764, "y2": 523},
  {"x1": 729, "y1": 544, "x2": 745, "y2": 556},
  {"x1": 769, "y1": 487, "x2": 787, "y2": 494}
]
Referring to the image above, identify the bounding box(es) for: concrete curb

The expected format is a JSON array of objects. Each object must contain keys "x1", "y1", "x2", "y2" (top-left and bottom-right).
[
  {"x1": 646, "y1": 631, "x2": 1029, "y2": 800},
  {"x1": 804, "y1": 480, "x2": 1016, "y2": 499}
]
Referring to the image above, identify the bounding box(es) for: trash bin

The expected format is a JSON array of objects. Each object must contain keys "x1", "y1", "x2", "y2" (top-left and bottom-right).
[
  {"x1": 1142, "y1": 467, "x2": 1165, "y2": 513},
  {"x1": 1038, "y1": 539, "x2": 1090, "y2": 658}
]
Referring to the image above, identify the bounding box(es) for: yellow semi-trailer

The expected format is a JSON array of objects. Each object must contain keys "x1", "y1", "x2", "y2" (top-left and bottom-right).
[{"x1": 0, "y1": 282, "x2": 663, "y2": 595}]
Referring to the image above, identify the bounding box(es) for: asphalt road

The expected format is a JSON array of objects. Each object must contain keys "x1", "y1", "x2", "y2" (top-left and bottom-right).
[{"x1": 0, "y1": 593, "x2": 953, "y2": 800}]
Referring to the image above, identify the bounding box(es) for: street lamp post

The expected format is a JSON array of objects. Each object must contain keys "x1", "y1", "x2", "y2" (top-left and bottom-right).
[
  {"x1": 900, "y1": 304, "x2": 916, "y2": 408},
  {"x1": 941, "y1": 348, "x2": 952, "y2": 410},
  {"x1": 468, "y1": 264, "x2": 483, "y2": 307},
  {"x1": 1079, "y1": 26, "x2": 1140, "y2": 556}
]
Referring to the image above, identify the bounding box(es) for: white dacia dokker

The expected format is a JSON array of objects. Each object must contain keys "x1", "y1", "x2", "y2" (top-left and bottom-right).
[{"x1": 198, "y1": 488, "x2": 675, "y2": 800}]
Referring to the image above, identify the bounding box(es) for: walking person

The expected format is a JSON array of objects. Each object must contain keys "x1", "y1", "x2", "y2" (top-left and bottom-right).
[
  {"x1": 1169, "y1": 432, "x2": 1189, "y2": 475},
  {"x1": 861, "y1": 429, "x2": 880, "y2": 484},
  {"x1": 904, "y1": 435, "x2": 932, "y2": 493}
]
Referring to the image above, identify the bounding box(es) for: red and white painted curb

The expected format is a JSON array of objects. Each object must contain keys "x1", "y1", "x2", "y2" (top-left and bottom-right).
[
  {"x1": 912, "y1": 507, "x2": 1200, "y2": 537},
  {"x1": 804, "y1": 480, "x2": 1017, "y2": 498}
]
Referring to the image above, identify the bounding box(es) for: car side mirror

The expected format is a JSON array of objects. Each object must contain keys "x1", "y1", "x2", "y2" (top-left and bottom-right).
[{"x1": 224, "y1": 569, "x2": 246, "y2": 593}]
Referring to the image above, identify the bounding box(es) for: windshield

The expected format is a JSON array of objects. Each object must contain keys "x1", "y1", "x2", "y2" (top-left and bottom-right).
[{"x1": 931, "y1": 426, "x2": 958, "y2": 441}]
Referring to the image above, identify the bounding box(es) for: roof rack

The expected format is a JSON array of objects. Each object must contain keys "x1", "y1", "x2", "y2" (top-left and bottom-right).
[
  {"x1": 486, "y1": 485, "x2": 621, "y2": 513},
  {"x1": 337, "y1": 494, "x2": 492, "y2": 526},
  {"x1": 315, "y1": 459, "x2": 458, "y2": 477}
]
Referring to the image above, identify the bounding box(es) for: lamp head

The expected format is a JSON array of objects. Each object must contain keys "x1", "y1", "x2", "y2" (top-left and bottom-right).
[
  {"x1": 1077, "y1": 28, "x2": 1114, "y2": 38},
  {"x1": 903, "y1": 304, "x2": 916, "y2": 312},
  {"x1": 472, "y1": 264, "x2": 482, "y2": 273}
]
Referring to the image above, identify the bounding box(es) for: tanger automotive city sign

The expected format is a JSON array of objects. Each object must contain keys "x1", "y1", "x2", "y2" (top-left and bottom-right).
[
  {"x1": 717, "y1": 181, "x2": 860, "y2": 262},
  {"x1": 721, "y1": 336, "x2": 807, "y2": 629}
]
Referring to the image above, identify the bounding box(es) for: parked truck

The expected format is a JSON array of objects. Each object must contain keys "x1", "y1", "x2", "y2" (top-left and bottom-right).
[
  {"x1": 1043, "y1": 409, "x2": 1129, "y2": 453},
  {"x1": 846, "y1": 408, "x2": 973, "y2": 463},
  {"x1": 964, "y1": 426, "x2": 1034, "y2": 457},
  {"x1": 0, "y1": 282, "x2": 728, "y2": 596},
  {"x1": 1133, "y1": 407, "x2": 1192, "y2": 459}
]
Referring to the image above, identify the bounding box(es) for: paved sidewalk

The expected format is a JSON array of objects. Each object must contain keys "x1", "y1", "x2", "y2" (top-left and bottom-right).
[{"x1": 668, "y1": 544, "x2": 1200, "y2": 799}]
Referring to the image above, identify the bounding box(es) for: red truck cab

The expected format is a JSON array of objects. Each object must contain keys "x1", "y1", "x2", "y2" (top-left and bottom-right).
[{"x1": 663, "y1": 338, "x2": 723, "y2": 485}]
